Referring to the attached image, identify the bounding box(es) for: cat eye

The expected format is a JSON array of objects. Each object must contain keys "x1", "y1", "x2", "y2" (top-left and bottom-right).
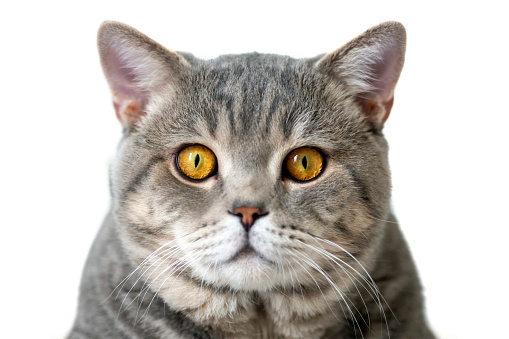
[
  {"x1": 284, "y1": 147, "x2": 324, "y2": 181},
  {"x1": 177, "y1": 145, "x2": 217, "y2": 180}
]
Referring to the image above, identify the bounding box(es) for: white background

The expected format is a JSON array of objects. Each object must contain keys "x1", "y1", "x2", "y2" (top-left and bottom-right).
[{"x1": 1, "y1": 1, "x2": 508, "y2": 338}]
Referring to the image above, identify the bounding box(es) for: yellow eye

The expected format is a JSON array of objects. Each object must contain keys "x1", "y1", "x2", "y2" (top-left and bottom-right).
[
  {"x1": 177, "y1": 145, "x2": 217, "y2": 180},
  {"x1": 285, "y1": 147, "x2": 323, "y2": 181}
]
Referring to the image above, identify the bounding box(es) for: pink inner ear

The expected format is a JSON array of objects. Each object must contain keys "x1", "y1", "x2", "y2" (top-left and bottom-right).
[
  {"x1": 113, "y1": 96, "x2": 145, "y2": 127},
  {"x1": 103, "y1": 45, "x2": 150, "y2": 127},
  {"x1": 98, "y1": 22, "x2": 187, "y2": 128},
  {"x1": 358, "y1": 95, "x2": 393, "y2": 128},
  {"x1": 382, "y1": 96, "x2": 394, "y2": 124},
  {"x1": 371, "y1": 46, "x2": 401, "y2": 101},
  {"x1": 359, "y1": 44, "x2": 403, "y2": 127},
  {"x1": 316, "y1": 22, "x2": 405, "y2": 129}
]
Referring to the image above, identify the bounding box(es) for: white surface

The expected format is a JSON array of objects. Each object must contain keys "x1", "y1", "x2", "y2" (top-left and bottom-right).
[{"x1": 1, "y1": 1, "x2": 507, "y2": 338}]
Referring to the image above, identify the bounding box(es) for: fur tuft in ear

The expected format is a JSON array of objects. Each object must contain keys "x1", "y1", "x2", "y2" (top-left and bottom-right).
[
  {"x1": 98, "y1": 21, "x2": 189, "y2": 128},
  {"x1": 316, "y1": 21, "x2": 406, "y2": 129}
]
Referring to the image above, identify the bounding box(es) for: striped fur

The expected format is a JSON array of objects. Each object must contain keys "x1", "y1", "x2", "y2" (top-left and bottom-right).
[{"x1": 69, "y1": 21, "x2": 434, "y2": 338}]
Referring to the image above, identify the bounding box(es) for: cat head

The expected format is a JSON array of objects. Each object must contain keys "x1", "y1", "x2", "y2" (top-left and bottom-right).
[{"x1": 98, "y1": 22, "x2": 405, "y2": 293}]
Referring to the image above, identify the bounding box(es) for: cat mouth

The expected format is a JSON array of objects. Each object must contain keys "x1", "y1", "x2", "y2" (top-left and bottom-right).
[{"x1": 228, "y1": 243, "x2": 268, "y2": 263}]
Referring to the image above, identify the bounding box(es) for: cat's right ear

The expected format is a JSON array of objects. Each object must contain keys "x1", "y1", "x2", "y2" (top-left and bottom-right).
[{"x1": 98, "y1": 21, "x2": 188, "y2": 128}]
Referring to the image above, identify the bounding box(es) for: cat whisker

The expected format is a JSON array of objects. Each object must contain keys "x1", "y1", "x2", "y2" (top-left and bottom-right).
[
  {"x1": 117, "y1": 245, "x2": 183, "y2": 317},
  {"x1": 107, "y1": 240, "x2": 175, "y2": 303},
  {"x1": 318, "y1": 240, "x2": 394, "y2": 331},
  {"x1": 272, "y1": 250, "x2": 297, "y2": 299},
  {"x1": 293, "y1": 250, "x2": 363, "y2": 337},
  {"x1": 141, "y1": 251, "x2": 211, "y2": 322},
  {"x1": 199, "y1": 260, "x2": 214, "y2": 294},
  {"x1": 300, "y1": 238, "x2": 373, "y2": 311},
  {"x1": 136, "y1": 246, "x2": 186, "y2": 295},
  {"x1": 288, "y1": 261, "x2": 306, "y2": 302},
  {"x1": 291, "y1": 250, "x2": 350, "y2": 324},
  {"x1": 120, "y1": 246, "x2": 192, "y2": 317},
  {"x1": 306, "y1": 234, "x2": 382, "y2": 298},
  {"x1": 136, "y1": 250, "x2": 201, "y2": 323},
  {"x1": 303, "y1": 233, "x2": 392, "y2": 338},
  {"x1": 107, "y1": 229, "x2": 199, "y2": 303},
  {"x1": 119, "y1": 249, "x2": 186, "y2": 318},
  {"x1": 299, "y1": 240, "x2": 373, "y2": 331},
  {"x1": 369, "y1": 216, "x2": 399, "y2": 224},
  {"x1": 278, "y1": 253, "x2": 301, "y2": 302}
]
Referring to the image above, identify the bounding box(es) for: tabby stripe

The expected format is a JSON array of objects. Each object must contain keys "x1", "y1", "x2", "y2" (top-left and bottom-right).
[
  {"x1": 121, "y1": 156, "x2": 166, "y2": 202},
  {"x1": 333, "y1": 220, "x2": 350, "y2": 233},
  {"x1": 345, "y1": 164, "x2": 377, "y2": 216}
]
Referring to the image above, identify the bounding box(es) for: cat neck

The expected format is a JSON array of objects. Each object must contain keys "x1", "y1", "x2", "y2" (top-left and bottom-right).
[{"x1": 159, "y1": 280, "x2": 340, "y2": 339}]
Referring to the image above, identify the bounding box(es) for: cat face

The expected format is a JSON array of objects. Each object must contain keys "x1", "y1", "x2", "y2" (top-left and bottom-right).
[{"x1": 99, "y1": 22, "x2": 404, "y2": 297}]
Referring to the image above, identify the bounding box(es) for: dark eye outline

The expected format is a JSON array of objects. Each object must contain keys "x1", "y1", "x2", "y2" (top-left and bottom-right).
[
  {"x1": 282, "y1": 147, "x2": 326, "y2": 182},
  {"x1": 175, "y1": 144, "x2": 218, "y2": 181}
]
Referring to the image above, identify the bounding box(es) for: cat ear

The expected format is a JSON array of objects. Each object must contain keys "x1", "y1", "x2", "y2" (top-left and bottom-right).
[
  {"x1": 98, "y1": 21, "x2": 188, "y2": 127},
  {"x1": 316, "y1": 21, "x2": 406, "y2": 129}
]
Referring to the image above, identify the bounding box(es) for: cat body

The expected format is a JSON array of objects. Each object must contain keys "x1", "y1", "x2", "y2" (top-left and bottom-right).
[{"x1": 69, "y1": 21, "x2": 434, "y2": 339}]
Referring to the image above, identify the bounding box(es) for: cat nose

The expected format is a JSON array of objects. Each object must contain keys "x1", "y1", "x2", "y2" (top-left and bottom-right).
[{"x1": 232, "y1": 206, "x2": 265, "y2": 231}]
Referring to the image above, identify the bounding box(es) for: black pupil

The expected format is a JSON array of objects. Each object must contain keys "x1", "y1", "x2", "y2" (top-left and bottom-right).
[
  {"x1": 302, "y1": 156, "x2": 308, "y2": 169},
  {"x1": 195, "y1": 154, "x2": 200, "y2": 168}
]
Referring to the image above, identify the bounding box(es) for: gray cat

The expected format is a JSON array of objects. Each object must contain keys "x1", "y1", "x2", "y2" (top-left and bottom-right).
[{"x1": 69, "y1": 21, "x2": 434, "y2": 339}]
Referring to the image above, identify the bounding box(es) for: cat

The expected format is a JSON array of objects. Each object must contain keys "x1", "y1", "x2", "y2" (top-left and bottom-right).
[{"x1": 68, "y1": 21, "x2": 435, "y2": 339}]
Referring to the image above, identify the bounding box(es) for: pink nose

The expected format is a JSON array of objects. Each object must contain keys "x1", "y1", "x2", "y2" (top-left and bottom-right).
[{"x1": 233, "y1": 206, "x2": 262, "y2": 230}]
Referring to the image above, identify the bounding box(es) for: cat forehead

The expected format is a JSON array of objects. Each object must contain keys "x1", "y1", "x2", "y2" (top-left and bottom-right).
[
  {"x1": 144, "y1": 52, "x2": 357, "y2": 149},
  {"x1": 207, "y1": 52, "x2": 315, "y2": 69},
  {"x1": 187, "y1": 52, "x2": 320, "y2": 105}
]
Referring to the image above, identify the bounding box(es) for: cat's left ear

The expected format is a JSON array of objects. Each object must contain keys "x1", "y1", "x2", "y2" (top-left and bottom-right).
[
  {"x1": 316, "y1": 22, "x2": 406, "y2": 130},
  {"x1": 98, "y1": 21, "x2": 189, "y2": 128}
]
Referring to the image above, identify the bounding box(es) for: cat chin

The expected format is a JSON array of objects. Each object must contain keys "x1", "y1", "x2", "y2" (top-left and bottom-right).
[
  {"x1": 217, "y1": 262, "x2": 280, "y2": 291},
  {"x1": 192, "y1": 254, "x2": 282, "y2": 292}
]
